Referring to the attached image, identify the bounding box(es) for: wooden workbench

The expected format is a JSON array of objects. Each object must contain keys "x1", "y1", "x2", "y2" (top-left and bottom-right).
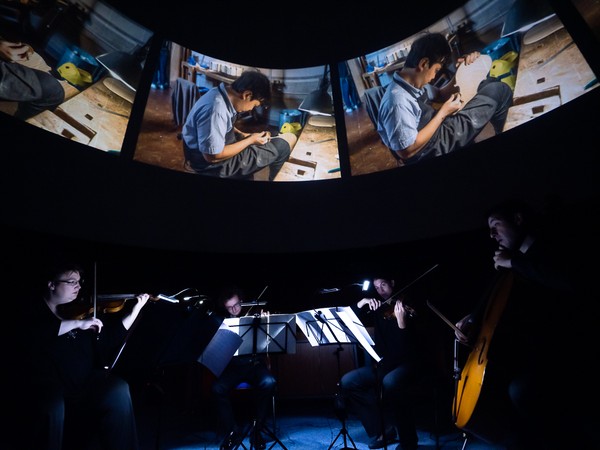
[
  {"x1": 503, "y1": 23, "x2": 598, "y2": 131},
  {"x1": 26, "y1": 76, "x2": 132, "y2": 152},
  {"x1": 273, "y1": 118, "x2": 341, "y2": 182}
]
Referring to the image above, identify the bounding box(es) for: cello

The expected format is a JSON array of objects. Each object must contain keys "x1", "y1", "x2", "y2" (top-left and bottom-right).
[{"x1": 452, "y1": 269, "x2": 514, "y2": 439}]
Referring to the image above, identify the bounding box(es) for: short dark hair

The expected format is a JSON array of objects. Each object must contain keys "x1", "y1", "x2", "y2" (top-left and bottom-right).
[
  {"x1": 217, "y1": 285, "x2": 245, "y2": 307},
  {"x1": 231, "y1": 70, "x2": 271, "y2": 106},
  {"x1": 486, "y1": 199, "x2": 533, "y2": 223},
  {"x1": 44, "y1": 259, "x2": 84, "y2": 283},
  {"x1": 405, "y1": 32, "x2": 452, "y2": 69}
]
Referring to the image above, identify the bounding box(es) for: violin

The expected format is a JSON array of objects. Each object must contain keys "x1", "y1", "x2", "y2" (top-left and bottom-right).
[
  {"x1": 96, "y1": 294, "x2": 162, "y2": 314},
  {"x1": 379, "y1": 295, "x2": 417, "y2": 320},
  {"x1": 372, "y1": 264, "x2": 439, "y2": 319},
  {"x1": 57, "y1": 294, "x2": 161, "y2": 320}
]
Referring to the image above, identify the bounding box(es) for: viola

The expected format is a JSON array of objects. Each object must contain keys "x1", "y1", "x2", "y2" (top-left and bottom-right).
[
  {"x1": 372, "y1": 264, "x2": 439, "y2": 319},
  {"x1": 58, "y1": 294, "x2": 161, "y2": 320},
  {"x1": 58, "y1": 288, "x2": 210, "y2": 320},
  {"x1": 378, "y1": 296, "x2": 417, "y2": 320}
]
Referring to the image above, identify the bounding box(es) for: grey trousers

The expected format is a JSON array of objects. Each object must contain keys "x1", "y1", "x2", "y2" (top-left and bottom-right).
[
  {"x1": 407, "y1": 78, "x2": 513, "y2": 164},
  {"x1": 184, "y1": 136, "x2": 292, "y2": 181},
  {"x1": 0, "y1": 61, "x2": 64, "y2": 119}
]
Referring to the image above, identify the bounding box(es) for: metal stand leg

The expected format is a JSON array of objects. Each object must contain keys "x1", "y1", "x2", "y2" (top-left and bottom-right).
[
  {"x1": 328, "y1": 388, "x2": 358, "y2": 450},
  {"x1": 460, "y1": 432, "x2": 468, "y2": 450},
  {"x1": 232, "y1": 419, "x2": 287, "y2": 450},
  {"x1": 328, "y1": 416, "x2": 358, "y2": 450}
]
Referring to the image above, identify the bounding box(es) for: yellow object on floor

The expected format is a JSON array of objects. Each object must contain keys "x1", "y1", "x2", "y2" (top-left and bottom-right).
[
  {"x1": 490, "y1": 51, "x2": 519, "y2": 90},
  {"x1": 58, "y1": 62, "x2": 93, "y2": 88},
  {"x1": 280, "y1": 122, "x2": 302, "y2": 135}
]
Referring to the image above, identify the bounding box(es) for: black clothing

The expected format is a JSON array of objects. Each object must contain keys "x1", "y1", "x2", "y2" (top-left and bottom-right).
[
  {"x1": 10, "y1": 298, "x2": 139, "y2": 450},
  {"x1": 211, "y1": 313, "x2": 277, "y2": 441},
  {"x1": 461, "y1": 234, "x2": 597, "y2": 449},
  {"x1": 340, "y1": 305, "x2": 422, "y2": 449}
]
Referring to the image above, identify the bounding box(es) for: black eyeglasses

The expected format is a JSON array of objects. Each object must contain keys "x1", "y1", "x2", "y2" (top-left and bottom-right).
[
  {"x1": 225, "y1": 302, "x2": 242, "y2": 311},
  {"x1": 55, "y1": 279, "x2": 83, "y2": 286}
]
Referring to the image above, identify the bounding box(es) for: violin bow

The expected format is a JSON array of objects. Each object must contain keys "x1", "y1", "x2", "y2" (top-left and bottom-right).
[
  {"x1": 384, "y1": 263, "x2": 440, "y2": 305},
  {"x1": 93, "y1": 261, "x2": 101, "y2": 339},
  {"x1": 93, "y1": 261, "x2": 97, "y2": 319},
  {"x1": 244, "y1": 285, "x2": 269, "y2": 317}
]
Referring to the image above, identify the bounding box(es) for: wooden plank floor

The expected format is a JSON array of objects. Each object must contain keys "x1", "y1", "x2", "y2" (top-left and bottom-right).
[{"x1": 344, "y1": 101, "x2": 399, "y2": 176}]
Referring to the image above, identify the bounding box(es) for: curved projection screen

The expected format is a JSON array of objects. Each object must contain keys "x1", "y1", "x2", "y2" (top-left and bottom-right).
[
  {"x1": 133, "y1": 41, "x2": 341, "y2": 182},
  {"x1": 0, "y1": 0, "x2": 152, "y2": 153},
  {"x1": 1, "y1": 0, "x2": 597, "y2": 183},
  {"x1": 343, "y1": 0, "x2": 598, "y2": 176}
]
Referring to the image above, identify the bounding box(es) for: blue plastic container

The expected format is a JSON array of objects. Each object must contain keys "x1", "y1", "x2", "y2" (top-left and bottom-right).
[
  {"x1": 278, "y1": 109, "x2": 302, "y2": 130},
  {"x1": 57, "y1": 46, "x2": 102, "y2": 83},
  {"x1": 481, "y1": 36, "x2": 520, "y2": 61}
]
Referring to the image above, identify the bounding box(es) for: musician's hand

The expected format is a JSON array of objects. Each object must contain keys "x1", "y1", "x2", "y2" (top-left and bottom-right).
[
  {"x1": 455, "y1": 313, "x2": 474, "y2": 344},
  {"x1": 122, "y1": 293, "x2": 150, "y2": 330},
  {"x1": 394, "y1": 301, "x2": 414, "y2": 329},
  {"x1": 136, "y1": 293, "x2": 150, "y2": 307},
  {"x1": 357, "y1": 298, "x2": 381, "y2": 311},
  {"x1": 493, "y1": 247, "x2": 513, "y2": 270},
  {"x1": 80, "y1": 317, "x2": 103, "y2": 333}
]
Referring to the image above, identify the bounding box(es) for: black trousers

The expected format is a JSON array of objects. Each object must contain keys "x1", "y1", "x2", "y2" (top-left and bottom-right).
[{"x1": 19, "y1": 371, "x2": 139, "y2": 450}]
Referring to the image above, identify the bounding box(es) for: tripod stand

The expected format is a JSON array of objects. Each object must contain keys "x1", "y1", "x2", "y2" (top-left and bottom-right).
[
  {"x1": 328, "y1": 347, "x2": 358, "y2": 450},
  {"x1": 227, "y1": 314, "x2": 295, "y2": 450},
  {"x1": 306, "y1": 309, "x2": 359, "y2": 450},
  {"x1": 296, "y1": 306, "x2": 382, "y2": 449}
]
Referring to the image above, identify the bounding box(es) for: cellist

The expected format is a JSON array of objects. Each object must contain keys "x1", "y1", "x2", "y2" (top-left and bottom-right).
[{"x1": 454, "y1": 199, "x2": 597, "y2": 449}]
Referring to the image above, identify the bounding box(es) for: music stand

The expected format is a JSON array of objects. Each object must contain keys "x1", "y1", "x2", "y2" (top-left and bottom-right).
[
  {"x1": 223, "y1": 314, "x2": 296, "y2": 450},
  {"x1": 197, "y1": 321, "x2": 244, "y2": 377},
  {"x1": 296, "y1": 307, "x2": 381, "y2": 450}
]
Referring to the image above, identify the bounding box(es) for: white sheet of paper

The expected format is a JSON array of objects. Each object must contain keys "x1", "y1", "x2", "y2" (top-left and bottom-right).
[{"x1": 296, "y1": 306, "x2": 381, "y2": 363}]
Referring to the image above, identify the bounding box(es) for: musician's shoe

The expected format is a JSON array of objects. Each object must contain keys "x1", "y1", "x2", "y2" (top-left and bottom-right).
[
  {"x1": 368, "y1": 427, "x2": 397, "y2": 449},
  {"x1": 220, "y1": 431, "x2": 244, "y2": 450}
]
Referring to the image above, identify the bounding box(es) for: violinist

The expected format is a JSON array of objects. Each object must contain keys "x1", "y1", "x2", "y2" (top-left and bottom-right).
[
  {"x1": 454, "y1": 199, "x2": 597, "y2": 449},
  {"x1": 10, "y1": 258, "x2": 150, "y2": 450},
  {"x1": 339, "y1": 276, "x2": 422, "y2": 450},
  {"x1": 211, "y1": 285, "x2": 276, "y2": 450}
]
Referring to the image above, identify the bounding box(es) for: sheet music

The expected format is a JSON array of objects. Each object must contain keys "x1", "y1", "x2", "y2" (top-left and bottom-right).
[
  {"x1": 223, "y1": 314, "x2": 296, "y2": 355},
  {"x1": 296, "y1": 306, "x2": 381, "y2": 363},
  {"x1": 197, "y1": 322, "x2": 243, "y2": 377}
]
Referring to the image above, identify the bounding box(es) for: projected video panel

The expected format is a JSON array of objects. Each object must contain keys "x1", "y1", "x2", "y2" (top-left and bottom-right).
[
  {"x1": 133, "y1": 40, "x2": 341, "y2": 182},
  {"x1": 342, "y1": 0, "x2": 598, "y2": 176},
  {"x1": 0, "y1": 0, "x2": 152, "y2": 153}
]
